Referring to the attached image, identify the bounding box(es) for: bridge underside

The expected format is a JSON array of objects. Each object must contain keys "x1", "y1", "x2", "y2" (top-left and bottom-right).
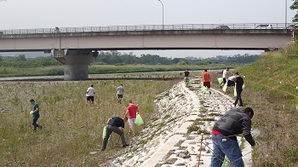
[{"x1": 52, "y1": 49, "x2": 98, "y2": 80}]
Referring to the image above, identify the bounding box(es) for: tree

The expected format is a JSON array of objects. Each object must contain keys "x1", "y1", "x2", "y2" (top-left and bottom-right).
[
  {"x1": 177, "y1": 59, "x2": 188, "y2": 65},
  {"x1": 290, "y1": 1, "x2": 298, "y2": 24},
  {"x1": 16, "y1": 54, "x2": 26, "y2": 61}
]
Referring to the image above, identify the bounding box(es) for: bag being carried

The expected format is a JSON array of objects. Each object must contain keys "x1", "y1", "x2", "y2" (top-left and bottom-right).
[
  {"x1": 102, "y1": 126, "x2": 107, "y2": 140},
  {"x1": 135, "y1": 114, "x2": 144, "y2": 126}
]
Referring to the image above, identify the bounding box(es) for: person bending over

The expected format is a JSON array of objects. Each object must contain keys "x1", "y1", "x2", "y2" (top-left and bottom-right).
[
  {"x1": 211, "y1": 107, "x2": 255, "y2": 167},
  {"x1": 101, "y1": 116, "x2": 129, "y2": 151}
]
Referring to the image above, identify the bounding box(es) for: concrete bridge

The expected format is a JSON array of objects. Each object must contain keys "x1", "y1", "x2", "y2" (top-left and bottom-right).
[{"x1": 0, "y1": 23, "x2": 294, "y2": 80}]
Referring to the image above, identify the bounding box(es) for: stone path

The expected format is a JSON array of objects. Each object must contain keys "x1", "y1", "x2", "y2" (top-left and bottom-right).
[{"x1": 110, "y1": 81, "x2": 252, "y2": 167}]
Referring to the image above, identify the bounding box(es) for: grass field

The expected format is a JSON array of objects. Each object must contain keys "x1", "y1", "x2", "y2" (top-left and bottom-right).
[
  {"x1": 0, "y1": 78, "x2": 179, "y2": 166},
  {"x1": 0, "y1": 64, "x2": 232, "y2": 77}
]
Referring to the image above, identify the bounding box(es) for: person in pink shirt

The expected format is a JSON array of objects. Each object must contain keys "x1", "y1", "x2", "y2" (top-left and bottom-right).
[{"x1": 124, "y1": 100, "x2": 139, "y2": 136}]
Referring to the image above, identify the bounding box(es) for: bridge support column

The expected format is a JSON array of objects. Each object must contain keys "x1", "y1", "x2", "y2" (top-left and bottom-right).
[{"x1": 52, "y1": 49, "x2": 98, "y2": 80}]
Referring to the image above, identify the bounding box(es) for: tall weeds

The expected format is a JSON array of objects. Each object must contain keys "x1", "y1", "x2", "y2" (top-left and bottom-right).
[{"x1": 211, "y1": 48, "x2": 298, "y2": 166}]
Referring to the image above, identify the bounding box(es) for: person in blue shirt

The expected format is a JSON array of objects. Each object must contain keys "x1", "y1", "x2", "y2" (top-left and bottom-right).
[{"x1": 30, "y1": 99, "x2": 42, "y2": 131}]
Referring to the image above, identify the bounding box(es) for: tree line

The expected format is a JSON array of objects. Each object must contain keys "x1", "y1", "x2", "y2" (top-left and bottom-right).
[
  {"x1": 0, "y1": 51, "x2": 260, "y2": 68},
  {"x1": 94, "y1": 51, "x2": 260, "y2": 65}
]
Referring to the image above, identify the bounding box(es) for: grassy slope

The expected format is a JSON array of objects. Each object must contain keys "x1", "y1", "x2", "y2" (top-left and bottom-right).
[{"x1": 236, "y1": 48, "x2": 298, "y2": 166}]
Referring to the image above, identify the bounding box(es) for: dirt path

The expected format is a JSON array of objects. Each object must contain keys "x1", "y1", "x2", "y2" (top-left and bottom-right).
[{"x1": 109, "y1": 81, "x2": 252, "y2": 167}]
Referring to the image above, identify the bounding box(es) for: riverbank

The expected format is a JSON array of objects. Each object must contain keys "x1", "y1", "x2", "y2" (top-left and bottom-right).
[{"x1": 107, "y1": 81, "x2": 252, "y2": 167}]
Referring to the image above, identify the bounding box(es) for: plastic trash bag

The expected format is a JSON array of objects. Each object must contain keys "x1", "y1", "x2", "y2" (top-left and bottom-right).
[
  {"x1": 135, "y1": 114, "x2": 144, "y2": 126},
  {"x1": 222, "y1": 83, "x2": 228, "y2": 92},
  {"x1": 218, "y1": 77, "x2": 223, "y2": 84},
  {"x1": 201, "y1": 85, "x2": 207, "y2": 93},
  {"x1": 102, "y1": 126, "x2": 107, "y2": 140}
]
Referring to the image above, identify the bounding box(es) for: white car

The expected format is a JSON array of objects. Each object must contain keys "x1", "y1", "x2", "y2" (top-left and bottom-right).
[{"x1": 254, "y1": 24, "x2": 272, "y2": 29}]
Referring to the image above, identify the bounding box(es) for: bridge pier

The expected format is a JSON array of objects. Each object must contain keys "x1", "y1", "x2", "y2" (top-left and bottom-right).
[{"x1": 52, "y1": 49, "x2": 98, "y2": 80}]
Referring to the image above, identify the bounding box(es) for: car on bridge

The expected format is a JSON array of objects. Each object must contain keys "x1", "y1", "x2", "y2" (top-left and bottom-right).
[
  {"x1": 254, "y1": 24, "x2": 273, "y2": 29},
  {"x1": 214, "y1": 25, "x2": 230, "y2": 29}
]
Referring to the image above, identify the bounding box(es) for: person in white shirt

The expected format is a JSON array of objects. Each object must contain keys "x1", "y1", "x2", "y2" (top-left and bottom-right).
[
  {"x1": 116, "y1": 84, "x2": 124, "y2": 104},
  {"x1": 86, "y1": 85, "x2": 95, "y2": 105},
  {"x1": 227, "y1": 75, "x2": 236, "y2": 87},
  {"x1": 221, "y1": 67, "x2": 229, "y2": 87}
]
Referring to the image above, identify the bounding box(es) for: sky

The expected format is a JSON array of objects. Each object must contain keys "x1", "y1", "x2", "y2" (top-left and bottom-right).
[{"x1": 0, "y1": 0, "x2": 296, "y2": 58}]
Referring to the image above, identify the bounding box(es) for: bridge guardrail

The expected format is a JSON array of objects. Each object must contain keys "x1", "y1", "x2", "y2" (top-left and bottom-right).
[{"x1": 0, "y1": 23, "x2": 292, "y2": 35}]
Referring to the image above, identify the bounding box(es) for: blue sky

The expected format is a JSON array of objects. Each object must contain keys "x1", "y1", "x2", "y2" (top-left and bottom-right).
[{"x1": 0, "y1": 0, "x2": 296, "y2": 58}]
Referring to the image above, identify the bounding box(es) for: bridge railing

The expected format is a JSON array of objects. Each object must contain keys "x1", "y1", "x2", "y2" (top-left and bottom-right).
[{"x1": 0, "y1": 23, "x2": 292, "y2": 35}]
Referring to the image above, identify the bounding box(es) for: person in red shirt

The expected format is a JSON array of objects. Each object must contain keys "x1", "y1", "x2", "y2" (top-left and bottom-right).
[
  {"x1": 124, "y1": 100, "x2": 139, "y2": 136},
  {"x1": 202, "y1": 69, "x2": 211, "y2": 94}
]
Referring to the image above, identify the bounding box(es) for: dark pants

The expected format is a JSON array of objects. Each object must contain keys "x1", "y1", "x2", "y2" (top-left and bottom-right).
[
  {"x1": 87, "y1": 96, "x2": 94, "y2": 102},
  {"x1": 32, "y1": 112, "x2": 40, "y2": 130},
  {"x1": 234, "y1": 89, "x2": 243, "y2": 106},
  {"x1": 223, "y1": 78, "x2": 227, "y2": 84},
  {"x1": 203, "y1": 82, "x2": 211, "y2": 88},
  {"x1": 227, "y1": 80, "x2": 235, "y2": 87},
  {"x1": 102, "y1": 125, "x2": 128, "y2": 150}
]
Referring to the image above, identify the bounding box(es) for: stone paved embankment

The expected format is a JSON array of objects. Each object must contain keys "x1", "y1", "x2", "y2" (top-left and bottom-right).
[{"x1": 110, "y1": 81, "x2": 252, "y2": 167}]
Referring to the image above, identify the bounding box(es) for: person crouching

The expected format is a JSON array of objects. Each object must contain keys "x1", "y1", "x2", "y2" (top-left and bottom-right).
[{"x1": 101, "y1": 116, "x2": 129, "y2": 151}]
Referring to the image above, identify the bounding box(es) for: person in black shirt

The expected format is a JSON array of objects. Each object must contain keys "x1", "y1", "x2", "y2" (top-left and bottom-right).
[
  {"x1": 101, "y1": 117, "x2": 129, "y2": 151},
  {"x1": 184, "y1": 69, "x2": 190, "y2": 84},
  {"x1": 234, "y1": 72, "x2": 244, "y2": 107},
  {"x1": 211, "y1": 107, "x2": 255, "y2": 167}
]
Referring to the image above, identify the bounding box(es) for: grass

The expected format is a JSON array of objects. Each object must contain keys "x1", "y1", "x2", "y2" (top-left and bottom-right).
[
  {"x1": 0, "y1": 64, "x2": 228, "y2": 77},
  {"x1": 0, "y1": 79, "x2": 179, "y2": 166}
]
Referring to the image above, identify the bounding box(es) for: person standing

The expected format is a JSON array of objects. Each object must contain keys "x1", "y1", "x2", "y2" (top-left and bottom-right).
[
  {"x1": 101, "y1": 116, "x2": 129, "y2": 151},
  {"x1": 221, "y1": 67, "x2": 229, "y2": 87},
  {"x1": 30, "y1": 99, "x2": 42, "y2": 131},
  {"x1": 202, "y1": 69, "x2": 211, "y2": 94},
  {"x1": 234, "y1": 72, "x2": 244, "y2": 107},
  {"x1": 210, "y1": 107, "x2": 255, "y2": 167},
  {"x1": 124, "y1": 100, "x2": 139, "y2": 136},
  {"x1": 116, "y1": 84, "x2": 124, "y2": 104},
  {"x1": 184, "y1": 69, "x2": 190, "y2": 84},
  {"x1": 86, "y1": 85, "x2": 95, "y2": 105}
]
